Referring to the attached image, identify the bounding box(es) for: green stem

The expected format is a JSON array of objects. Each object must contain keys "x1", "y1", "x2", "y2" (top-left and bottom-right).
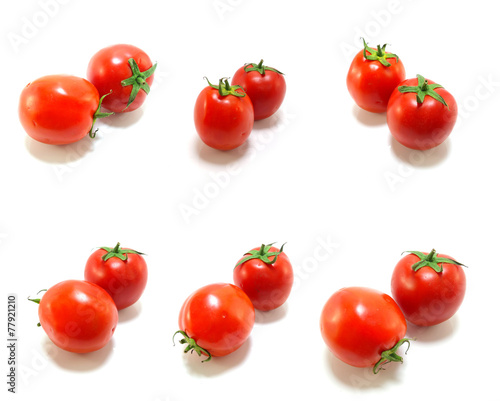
[
  {"x1": 99, "y1": 242, "x2": 145, "y2": 262},
  {"x1": 404, "y1": 249, "x2": 467, "y2": 273},
  {"x1": 373, "y1": 338, "x2": 412, "y2": 374},
  {"x1": 89, "y1": 92, "x2": 114, "y2": 138},
  {"x1": 173, "y1": 330, "x2": 212, "y2": 363}
]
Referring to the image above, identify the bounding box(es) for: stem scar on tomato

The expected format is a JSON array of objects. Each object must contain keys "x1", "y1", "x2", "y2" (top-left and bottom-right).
[
  {"x1": 397, "y1": 74, "x2": 449, "y2": 108},
  {"x1": 173, "y1": 330, "x2": 212, "y2": 362},
  {"x1": 403, "y1": 249, "x2": 467, "y2": 273},
  {"x1": 361, "y1": 37, "x2": 399, "y2": 67},
  {"x1": 121, "y1": 58, "x2": 157, "y2": 110},
  {"x1": 373, "y1": 338, "x2": 413, "y2": 374}
]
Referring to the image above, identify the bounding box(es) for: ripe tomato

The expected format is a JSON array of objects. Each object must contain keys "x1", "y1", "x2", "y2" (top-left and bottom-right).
[
  {"x1": 194, "y1": 77, "x2": 254, "y2": 151},
  {"x1": 391, "y1": 249, "x2": 466, "y2": 327},
  {"x1": 346, "y1": 38, "x2": 405, "y2": 113},
  {"x1": 233, "y1": 243, "x2": 293, "y2": 311},
  {"x1": 387, "y1": 74, "x2": 458, "y2": 150},
  {"x1": 87, "y1": 44, "x2": 157, "y2": 113},
  {"x1": 174, "y1": 283, "x2": 255, "y2": 361},
  {"x1": 19, "y1": 75, "x2": 112, "y2": 145},
  {"x1": 231, "y1": 60, "x2": 286, "y2": 120},
  {"x1": 320, "y1": 287, "x2": 410, "y2": 373},
  {"x1": 84, "y1": 242, "x2": 148, "y2": 310},
  {"x1": 30, "y1": 280, "x2": 118, "y2": 353}
]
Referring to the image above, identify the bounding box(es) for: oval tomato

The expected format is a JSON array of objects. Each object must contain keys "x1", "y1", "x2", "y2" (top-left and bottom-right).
[
  {"x1": 19, "y1": 75, "x2": 111, "y2": 145},
  {"x1": 32, "y1": 280, "x2": 118, "y2": 353},
  {"x1": 194, "y1": 77, "x2": 254, "y2": 151},
  {"x1": 84, "y1": 242, "x2": 148, "y2": 310},
  {"x1": 391, "y1": 249, "x2": 466, "y2": 327},
  {"x1": 231, "y1": 60, "x2": 286, "y2": 120},
  {"x1": 346, "y1": 39, "x2": 405, "y2": 113},
  {"x1": 87, "y1": 44, "x2": 156, "y2": 113},
  {"x1": 174, "y1": 283, "x2": 255, "y2": 361},
  {"x1": 233, "y1": 243, "x2": 293, "y2": 311},
  {"x1": 387, "y1": 74, "x2": 458, "y2": 150},
  {"x1": 320, "y1": 286, "x2": 410, "y2": 373}
]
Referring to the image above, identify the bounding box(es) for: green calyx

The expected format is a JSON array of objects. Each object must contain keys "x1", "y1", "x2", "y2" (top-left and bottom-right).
[
  {"x1": 373, "y1": 338, "x2": 412, "y2": 374},
  {"x1": 361, "y1": 38, "x2": 399, "y2": 67},
  {"x1": 89, "y1": 91, "x2": 114, "y2": 138},
  {"x1": 405, "y1": 249, "x2": 466, "y2": 273},
  {"x1": 235, "y1": 242, "x2": 285, "y2": 269},
  {"x1": 121, "y1": 58, "x2": 157, "y2": 110},
  {"x1": 28, "y1": 289, "x2": 47, "y2": 327},
  {"x1": 243, "y1": 59, "x2": 284, "y2": 75},
  {"x1": 99, "y1": 242, "x2": 145, "y2": 262},
  {"x1": 398, "y1": 74, "x2": 448, "y2": 108},
  {"x1": 205, "y1": 77, "x2": 246, "y2": 97},
  {"x1": 173, "y1": 330, "x2": 212, "y2": 363}
]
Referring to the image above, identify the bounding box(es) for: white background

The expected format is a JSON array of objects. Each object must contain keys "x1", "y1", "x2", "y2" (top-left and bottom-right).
[{"x1": 1, "y1": 0, "x2": 500, "y2": 400}]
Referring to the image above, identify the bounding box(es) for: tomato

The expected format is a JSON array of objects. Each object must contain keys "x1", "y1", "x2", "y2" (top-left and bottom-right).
[
  {"x1": 387, "y1": 74, "x2": 458, "y2": 150},
  {"x1": 391, "y1": 249, "x2": 466, "y2": 327},
  {"x1": 320, "y1": 287, "x2": 410, "y2": 373},
  {"x1": 231, "y1": 59, "x2": 286, "y2": 120},
  {"x1": 233, "y1": 243, "x2": 293, "y2": 311},
  {"x1": 346, "y1": 38, "x2": 405, "y2": 113},
  {"x1": 19, "y1": 75, "x2": 112, "y2": 145},
  {"x1": 29, "y1": 280, "x2": 118, "y2": 353},
  {"x1": 174, "y1": 283, "x2": 255, "y2": 361},
  {"x1": 87, "y1": 44, "x2": 156, "y2": 113},
  {"x1": 194, "y1": 77, "x2": 254, "y2": 151},
  {"x1": 84, "y1": 242, "x2": 148, "y2": 310}
]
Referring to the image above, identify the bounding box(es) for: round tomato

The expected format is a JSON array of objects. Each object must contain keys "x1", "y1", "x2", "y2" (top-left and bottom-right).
[
  {"x1": 231, "y1": 59, "x2": 286, "y2": 120},
  {"x1": 84, "y1": 242, "x2": 148, "y2": 310},
  {"x1": 30, "y1": 280, "x2": 118, "y2": 353},
  {"x1": 194, "y1": 77, "x2": 254, "y2": 151},
  {"x1": 233, "y1": 243, "x2": 293, "y2": 311},
  {"x1": 19, "y1": 75, "x2": 112, "y2": 145},
  {"x1": 174, "y1": 283, "x2": 255, "y2": 361},
  {"x1": 391, "y1": 249, "x2": 466, "y2": 327},
  {"x1": 387, "y1": 74, "x2": 458, "y2": 150},
  {"x1": 346, "y1": 38, "x2": 405, "y2": 113},
  {"x1": 87, "y1": 44, "x2": 156, "y2": 113},
  {"x1": 320, "y1": 287, "x2": 410, "y2": 373}
]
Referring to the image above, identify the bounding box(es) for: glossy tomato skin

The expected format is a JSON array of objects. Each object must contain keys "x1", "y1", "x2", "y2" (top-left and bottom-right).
[
  {"x1": 87, "y1": 44, "x2": 154, "y2": 112},
  {"x1": 233, "y1": 246, "x2": 293, "y2": 311},
  {"x1": 391, "y1": 252, "x2": 466, "y2": 326},
  {"x1": 178, "y1": 283, "x2": 255, "y2": 357},
  {"x1": 38, "y1": 280, "x2": 118, "y2": 353},
  {"x1": 231, "y1": 66, "x2": 286, "y2": 120},
  {"x1": 19, "y1": 75, "x2": 99, "y2": 145},
  {"x1": 84, "y1": 249, "x2": 148, "y2": 310},
  {"x1": 347, "y1": 49, "x2": 405, "y2": 113},
  {"x1": 320, "y1": 287, "x2": 407, "y2": 368},
  {"x1": 194, "y1": 86, "x2": 254, "y2": 151},
  {"x1": 387, "y1": 78, "x2": 458, "y2": 150}
]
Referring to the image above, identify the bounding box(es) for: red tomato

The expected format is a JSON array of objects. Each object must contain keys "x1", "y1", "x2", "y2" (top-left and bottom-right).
[
  {"x1": 391, "y1": 249, "x2": 466, "y2": 327},
  {"x1": 174, "y1": 283, "x2": 255, "y2": 361},
  {"x1": 346, "y1": 39, "x2": 405, "y2": 113},
  {"x1": 84, "y1": 242, "x2": 148, "y2": 310},
  {"x1": 387, "y1": 74, "x2": 458, "y2": 150},
  {"x1": 19, "y1": 75, "x2": 112, "y2": 145},
  {"x1": 231, "y1": 60, "x2": 286, "y2": 120},
  {"x1": 233, "y1": 243, "x2": 293, "y2": 311},
  {"x1": 194, "y1": 77, "x2": 254, "y2": 151},
  {"x1": 30, "y1": 280, "x2": 118, "y2": 353},
  {"x1": 87, "y1": 44, "x2": 156, "y2": 113},
  {"x1": 320, "y1": 287, "x2": 410, "y2": 373}
]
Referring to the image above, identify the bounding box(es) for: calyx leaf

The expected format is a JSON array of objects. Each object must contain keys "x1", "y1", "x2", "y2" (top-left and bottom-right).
[
  {"x1": 398, "y1": 74, "x2": 449, "y2": 108},
  {"x1": 99, "y1": 242, "x2": 145, "y2": 262},
  {"x1": 121, "y1": 58, "x2": 157, "y2": 110},
  {"x1": 204, "y1": 77, "x2": 246, "y2": 97},
  {"x1": 404, "y1": 249, "x2": 467, "y2": 273},
  {"x1": 361, "y1": 37, "x2": 399, "y2": 67},
  {"x1": 234, "y1": 242, "x2": 286, "y2": 268},
  {"x1": 243, "y1": 59, "x2": 284, "y2": 75}
]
